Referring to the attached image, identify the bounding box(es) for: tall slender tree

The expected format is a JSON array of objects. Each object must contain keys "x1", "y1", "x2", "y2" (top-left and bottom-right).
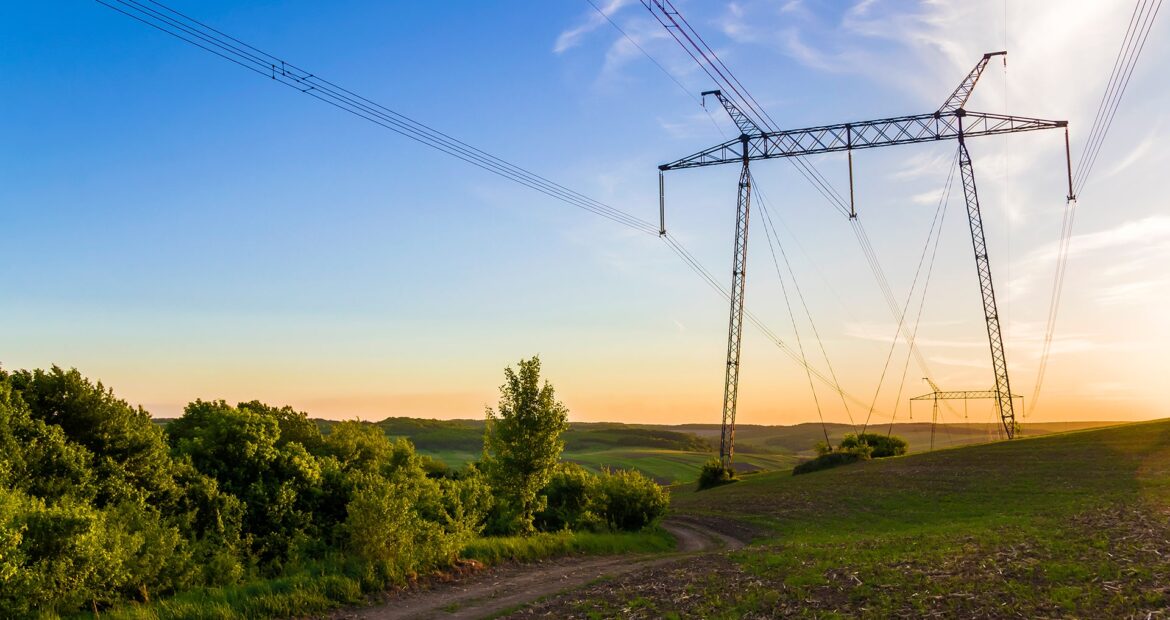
[{"x1": 482, "y1": 356, "x2": 569, "y2": 534}]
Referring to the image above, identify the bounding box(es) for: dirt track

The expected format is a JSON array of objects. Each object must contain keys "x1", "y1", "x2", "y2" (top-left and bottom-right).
[{"x1": 333, "y1": 517, "x2": 747, "y2": 620}]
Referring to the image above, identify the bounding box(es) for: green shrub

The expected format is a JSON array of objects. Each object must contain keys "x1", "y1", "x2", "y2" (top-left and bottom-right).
[
  {"x1": 535, "y1": 463, "x2": 602, "y2": 532},
  {"x1": 839, "y1": 433, "x2": 908, "y2": 458},
  {"x1": 792, "y1": 451, "x2": 863, "y2": 475},
  {"x1": 342, "y1": 448, "x2": 488, "y2": 586},
  {"x1": 595, "y1": 469, "x2": 668, "y2": 531},
  {"x1": 696, "y1": 458, "x2": 736, "y2": 490},
  {"x1": 0, "y1": 488, "x2": 141, "y2": 615},
  {"x1": 343, "y1": 473, "x2": 446, "y2": 583}
]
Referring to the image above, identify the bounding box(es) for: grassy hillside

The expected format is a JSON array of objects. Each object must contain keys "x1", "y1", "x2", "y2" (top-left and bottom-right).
[
  {"x1": 680, "y1": 420, "x2": 1119, "y2": 456},
  {"x1": 565, "y1": 449, "x2": 796, "y2": 484},
  {"x1": 603, "y1": 419, "x2": 1170, "y2": 617}
]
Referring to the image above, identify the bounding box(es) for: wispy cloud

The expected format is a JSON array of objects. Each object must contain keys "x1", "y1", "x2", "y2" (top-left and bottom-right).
[
  {"x1": 719, "y1": 2, "x2": 751, "y2": 42},
  {"x1": 1006, "y1": 215, "x2": 1170, "y2": 309},
  {"x1": 893, "y1": 150, "x2": 957, "y2": 179},
  {"x1": 1096, "y1": 278, "x2": 1170, "y2": 306},
  {"x1": 844, "y1": 321, "x2": 985, "y2": 349},
  {"x1": 1104, "y1": 128, "x2": 1159, "y2": 178},
  {"x1": 910, "y1": 188, "x2": 944, "y2": 205},
  {"x1": 553, "y1": 0, "x2": 632, "y2": 54},
  {"x1": 930, "y1": 355, "x2": 992, "y2": 369},
  {"x1": 1024, "y1": 214, "x2": 1170, "y2": 265}
]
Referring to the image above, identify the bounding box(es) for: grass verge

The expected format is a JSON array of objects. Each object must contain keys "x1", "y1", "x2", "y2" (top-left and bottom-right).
[
  {"x1": 80, "y1": 528, "x2": 673, "y2": 620},
  {"x1": 83, "y1": 559, "x2": 365, "y2": 620},
  {"x1": 462, "y1": 527, "x2": 675, "y2": 565}
]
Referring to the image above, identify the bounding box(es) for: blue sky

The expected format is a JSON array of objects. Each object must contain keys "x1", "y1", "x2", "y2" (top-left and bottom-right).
[{"x1": 2, "y1": 1, "x2": 1166, "y2": 425}]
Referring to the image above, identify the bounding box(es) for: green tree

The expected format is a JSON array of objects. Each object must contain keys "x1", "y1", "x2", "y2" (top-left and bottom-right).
[
  {"x1": 166, "y1": 400, "x2": 320, "y2": 564},
  {"x1": 482, "y1": 357, "x2": 569, "y2": 535},
  {"x1": 237, "y1": 400, "x2": 325, "y2": 453},
  {"x1": 7, "y1": 367, "x2": 178, "y2": 508}
]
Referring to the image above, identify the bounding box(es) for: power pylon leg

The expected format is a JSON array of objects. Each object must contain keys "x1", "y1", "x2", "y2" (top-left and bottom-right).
[
  {"x1": 720, "y1": 151, "x2": 752, "y2": 468},
  {"x1": 956, "y1": 138, "x2": 1017, "y2": 438}
]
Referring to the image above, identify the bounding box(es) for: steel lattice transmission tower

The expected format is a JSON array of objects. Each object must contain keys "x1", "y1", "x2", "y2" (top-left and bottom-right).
[
  {"x1": 658, "y1": 52, "x2": 1075, "y2": 467},
  {"x1": 912, "y1": 378, "x2": 1023, "y2": 450}
]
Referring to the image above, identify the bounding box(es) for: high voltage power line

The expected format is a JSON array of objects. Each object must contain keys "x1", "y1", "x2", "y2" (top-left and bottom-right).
[
  {"x1": 95, "y1": 0, "x2": 878, "y2": 410},
  {"x1": 1030, "y1": 0, "x2": 1162, "y2": 416},
  {"x1": 96, "y1": 0, "x2": 659, "y2": 236},
  {"x1": 1075, "y1": 0, "x2": 1164, "y2": 195}
]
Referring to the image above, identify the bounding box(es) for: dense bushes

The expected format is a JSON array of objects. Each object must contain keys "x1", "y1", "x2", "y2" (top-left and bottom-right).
[
  {"x1": 839, "y1": 433, "x2": 908, "y2": 458},
  {"x1": 697, "y1": 458, "x2": 736, "y2": 490},
  {"x1": 482, "y1": 358, "x2": 668, "y2": 538},
  {"x1": 794, "y1": 433, "x2": 909, "y2": 476},
  {"x1": 595, "y1": 468, "x2": 669, "y2": 531},
  {"x1": 0, "y1": 367, "x2": 489, "y2": 617},
  {"x1": 0, "y1": 368, "x2": 226, "y2": 614},
  {"x1": 535, "y1": 463, "x2": 602, "y2": 532},
  {"x1": 533, "y1": 463, "x2": 667, "y2": 533},
  {"x1": 0, "y1": 363, "x2": 670, "y2": 617}
]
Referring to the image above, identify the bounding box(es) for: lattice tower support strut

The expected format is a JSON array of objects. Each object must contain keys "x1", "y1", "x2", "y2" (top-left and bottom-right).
[
  {"x1": 956, "y1": 126, "x2": 1017, "y2": 439},
  {"x1": 720, "y1": 135, "x2": 752, "y2": 468}
]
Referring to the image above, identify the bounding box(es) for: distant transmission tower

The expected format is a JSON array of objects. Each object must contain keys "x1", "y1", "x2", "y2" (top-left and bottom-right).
[{"x1": 912, "y1": 377, "x2": 1023, "y2": 449}]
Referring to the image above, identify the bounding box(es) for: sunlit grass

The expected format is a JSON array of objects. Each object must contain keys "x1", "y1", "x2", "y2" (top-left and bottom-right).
[
  {"x1": 462, "y1": 527, "x2": 675, "y2": 565},
  {"x1": 85, "y1": 528, "x2": 674, "y2": 620},
  {"x1": 642, "y1": 420, "x2": 1170, "y2": 617}
]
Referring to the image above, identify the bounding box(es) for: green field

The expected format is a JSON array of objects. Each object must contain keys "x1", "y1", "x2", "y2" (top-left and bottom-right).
[
  {"x1": 564, "y1": 449, "x2": 796, "y2": 483},
  {"x1": 331, "y1": 417, "x2": 1118, "y2": 483},
  {"x1": 577, "y1": 419, "x2": 1170, "y2": 617}
]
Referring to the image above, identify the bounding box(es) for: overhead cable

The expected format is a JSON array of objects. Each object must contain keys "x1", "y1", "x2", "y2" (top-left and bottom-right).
[
  {"x1": 97, "y1": 0, "x2": 661, "y2": 236},
  {"x1": 1031, "y1": 0, "x2": 1161, "y2": 415}
]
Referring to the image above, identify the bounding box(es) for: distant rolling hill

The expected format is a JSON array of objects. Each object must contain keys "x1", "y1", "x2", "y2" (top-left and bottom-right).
[
  {"x1": 332, "y1": 417, "x2": 1122, "y2": 483},
  {"x1": 155, "y1": 415, "x2": 1120, "y2": 484}
]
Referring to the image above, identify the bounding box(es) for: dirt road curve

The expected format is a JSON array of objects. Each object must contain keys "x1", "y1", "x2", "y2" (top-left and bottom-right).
[{"x1": 333, "y1": 517, "x2": 746, "y2": 620}]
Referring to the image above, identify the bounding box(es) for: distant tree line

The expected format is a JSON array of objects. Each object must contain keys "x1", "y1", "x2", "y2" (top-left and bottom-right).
[{"x1": 0, "y1": 358, "x2": 666, "y2": 617}]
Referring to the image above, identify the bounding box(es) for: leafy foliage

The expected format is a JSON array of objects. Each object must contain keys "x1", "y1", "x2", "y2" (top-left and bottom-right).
[
  {"x1": 0, "y1": 367, "x2": 489, "y2": 617},
  {"x1": 793, "y1": 433, "x2": 909, "y2": 476},
  {"x1": 0, "y1": 362, "x2": 668, "y2": 617},
  {"x1": 839, "y1": 433, "x2": 908, "y2": 458},
  {"x1": 535, "y1": 463, "x2": 602, "y2": 532},
  {"x1": 534, "y1": 464, "x2": 667, "y2": 533},
  {"x1": 6, "y1": 367, "x2": 178, "y2": 508},
  {"x1": 594, "y1": 468, "x2": 669, "y2": 531},
  {"x1": 483, "y1": 357, "x2": 569, "y2": 535},
  {"x1": 697, "y1": 458, "x2": 736, "y2": 490}
]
